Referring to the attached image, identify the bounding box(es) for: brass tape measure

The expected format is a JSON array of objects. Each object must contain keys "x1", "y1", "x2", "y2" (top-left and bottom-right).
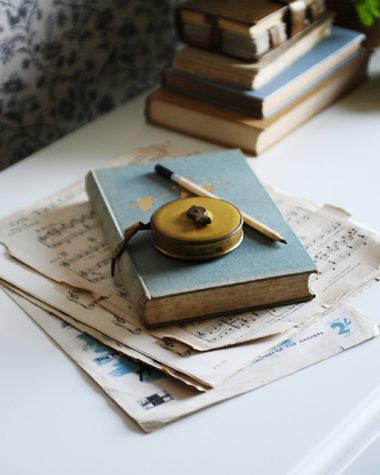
[
  {"x1": 111, "y1": 197, "x2": 243, "y2": 275},
  {"x1": 151, "y1": 196, "x2": 243, "y2": 260}
]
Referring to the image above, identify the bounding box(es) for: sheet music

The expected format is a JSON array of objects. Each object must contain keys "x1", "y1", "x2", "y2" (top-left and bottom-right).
[
  {"x1": 0, "y1": 144, "x2": 379, "y2": 353},
  {"x1": 275, "y1": 198, "x2": 380, "y2": 302},
  {"x1": 0, "y1": 143, "x2": 183, "y2": 297},
  {"x1": 3, "y1": 283, "x2": 207, "y2": 392},
  {"x1": 9, "y1": 290, "x2": 378, "y2": 432},
  {"x1": 0, "y1": 246, "x2": 301, "y2": 388}
]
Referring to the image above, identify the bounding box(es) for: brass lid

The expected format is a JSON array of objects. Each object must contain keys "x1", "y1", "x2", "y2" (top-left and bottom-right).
[{"x1": 150, "y1": 197, "x2": 243, "y2": 260}]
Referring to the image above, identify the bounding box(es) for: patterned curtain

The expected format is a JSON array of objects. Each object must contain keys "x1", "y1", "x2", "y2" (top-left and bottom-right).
[{"x1": 0, "y1": 0, "x2": 178, "y2": 170}]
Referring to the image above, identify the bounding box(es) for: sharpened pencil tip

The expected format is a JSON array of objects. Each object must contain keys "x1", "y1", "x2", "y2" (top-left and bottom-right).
[{"x1": 280, "y1": 238, "x2": 287, "y2": 244}]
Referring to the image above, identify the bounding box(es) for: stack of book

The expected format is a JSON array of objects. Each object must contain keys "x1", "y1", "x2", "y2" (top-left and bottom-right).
[{"x1": 146, "y1": 0, "x2": 370, "y2": 155}]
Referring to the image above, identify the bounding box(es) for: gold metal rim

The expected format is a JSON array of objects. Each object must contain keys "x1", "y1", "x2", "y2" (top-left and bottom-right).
[{"x1": 151, "y1": 228, "x2": 244, "y2": 261}]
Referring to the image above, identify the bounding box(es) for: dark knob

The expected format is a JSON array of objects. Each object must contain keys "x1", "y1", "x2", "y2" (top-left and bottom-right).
[{"x1": 186, "y1": 205, "x2": 212, "y2": 226}]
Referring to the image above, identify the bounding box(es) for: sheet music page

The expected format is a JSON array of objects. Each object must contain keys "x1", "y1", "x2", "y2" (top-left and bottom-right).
[
  {"x1": 0, "y1": 247, "x2": 303, "y2": 388},
  {"x1": 0, "y1": 143, "x2": 379, "y2": 352},
  {"x1": 3, "y1": 283, "x2": 207, "y2": 392},
  {"x1": 8, "y1": 290, "x2": 378, "y2": 432},
  {"x1": 264, "y1": 190, "x2": 380, "y2": 308},
  {"x1": 0, "y1": 143, "x2": 183, "y2": 297}
]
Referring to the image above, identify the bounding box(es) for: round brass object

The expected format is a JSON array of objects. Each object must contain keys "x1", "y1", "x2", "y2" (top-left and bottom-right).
[{"x1": 150, "y1": 197, "x2": 243, "y2": 260}]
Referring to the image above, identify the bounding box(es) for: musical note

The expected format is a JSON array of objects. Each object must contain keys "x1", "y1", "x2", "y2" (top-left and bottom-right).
[
  {"x1": 66, "y1": 289, "x2": 97, "y2": 310},
  {"x1": 37, "y1": 211, "x2": 97, "y2": 248}
]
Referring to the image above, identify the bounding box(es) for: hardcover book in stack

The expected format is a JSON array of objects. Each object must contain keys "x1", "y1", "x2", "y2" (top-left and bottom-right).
[
  {"x1": 146, "y1": 0, "x2": 370, "y2": 155},
  {"x1": 86, "y1": 150, "x2": 317, "y2": 327}
]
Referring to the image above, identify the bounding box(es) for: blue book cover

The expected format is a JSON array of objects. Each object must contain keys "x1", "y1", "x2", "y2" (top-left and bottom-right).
[
  {"x1": 163, "y1": 27, "x2": 365, "y2": 118},
  {"x1": 86, "y1": 150, "x2": 316, "y2": 326}
]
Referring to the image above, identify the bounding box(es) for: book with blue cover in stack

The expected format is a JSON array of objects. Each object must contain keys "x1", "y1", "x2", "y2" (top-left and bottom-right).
[{"x1": 146, "y1": 0, "x2": 370, "y2": 155}]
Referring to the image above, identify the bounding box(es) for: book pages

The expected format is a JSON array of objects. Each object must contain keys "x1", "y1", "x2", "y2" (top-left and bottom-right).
[
  {"x1": 7, "y1": 289, "x2": 378, "y2": 433},
  {"x1": 0, "y1": 143, "x2": 379, "y2": 353}
]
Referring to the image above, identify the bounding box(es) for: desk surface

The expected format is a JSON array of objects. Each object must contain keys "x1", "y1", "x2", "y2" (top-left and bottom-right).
[{"x1": 0, "y1": 49, "x2": 379, "y2": 475}]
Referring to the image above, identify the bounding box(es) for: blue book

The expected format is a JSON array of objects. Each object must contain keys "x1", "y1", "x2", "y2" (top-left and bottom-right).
[
  {"x1": 163, "y1": 27, "x2": 365, "y2": 118},
  {"x1": 86, "y1": 150, "x2": 316, "y2": 327}
]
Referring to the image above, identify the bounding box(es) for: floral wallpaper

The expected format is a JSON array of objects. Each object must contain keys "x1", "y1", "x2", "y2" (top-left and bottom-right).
[{"x1": 0, "y1": 0, "x2": 178, "y2": 170}]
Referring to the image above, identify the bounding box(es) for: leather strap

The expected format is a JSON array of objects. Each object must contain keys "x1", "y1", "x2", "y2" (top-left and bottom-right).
[
  {"x1": 308, "y1": 0, "x2": 326, "y2": 21},
  {"x1": 288, "y1": 0, "x2": 307, "y2": 36},
  {"x1": 268, "y1": 25, "x2": 283, "y2": 48},
  {"x1": 204, "y1": 13, "x2": 223, "y2": 52},
  {"x1": 111, "y1": 221, "x2": 151, "y2": 277},
  {"x1": 175, "y1": 7, "x2": 185, "y2": 42}
]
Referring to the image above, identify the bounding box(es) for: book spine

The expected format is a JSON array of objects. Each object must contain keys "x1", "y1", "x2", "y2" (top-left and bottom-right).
[
  {"x1": 118, "y1": 251, "x2": 151, "y2": 319},
  {"x1": 85, "y1": 172, "x2": 122, "y2": 249},
  {"x1": 85, "y1": 172, "x2": 150, "y2": 311}
]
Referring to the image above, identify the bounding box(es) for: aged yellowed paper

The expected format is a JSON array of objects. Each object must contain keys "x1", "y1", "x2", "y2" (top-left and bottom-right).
[
  {"x1": 7, "y1": 289, "x2": 378, "y2": 433},
  {"x1": 0, "y1": 143, "x2": 379, "y2": 354}
]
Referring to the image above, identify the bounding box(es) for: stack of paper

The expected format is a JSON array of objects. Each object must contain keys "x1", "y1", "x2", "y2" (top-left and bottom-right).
[{"x1": 1, "y1": 143, "x2": 380, "y2": 432}]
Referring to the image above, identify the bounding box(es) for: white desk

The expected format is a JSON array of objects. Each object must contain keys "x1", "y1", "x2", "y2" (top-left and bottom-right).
[{"x1": 0, "y1": 49, "x2": 379, "y2": 475}]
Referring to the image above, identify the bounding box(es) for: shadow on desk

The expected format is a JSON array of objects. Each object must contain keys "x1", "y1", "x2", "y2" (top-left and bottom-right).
[{"x1": 340, "y1": 73, "x2": 380, "y2": 113}]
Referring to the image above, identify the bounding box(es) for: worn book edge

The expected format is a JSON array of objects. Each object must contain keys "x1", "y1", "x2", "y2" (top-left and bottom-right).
[
  {"x1": 174, "y1": 13, "x2": 333, "y2": 89},
  {"x1": 140, "y1": 272, "x2": 315, "y2": 327},
  {"x1": 147, "y1": 50, "x2": 369, "y2": 155}
]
